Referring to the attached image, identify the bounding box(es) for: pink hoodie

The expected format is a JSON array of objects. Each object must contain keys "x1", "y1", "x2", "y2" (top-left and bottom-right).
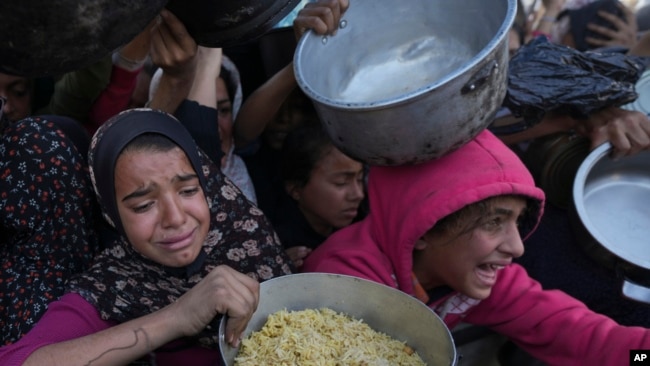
[{"x1": 303, "y1": 130, "x2": 650, "y2": 366}]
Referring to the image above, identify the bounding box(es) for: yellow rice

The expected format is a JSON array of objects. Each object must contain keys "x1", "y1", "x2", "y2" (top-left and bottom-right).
[{"x1": 234, "y1": 307, "x2": 427, "y2": 366}]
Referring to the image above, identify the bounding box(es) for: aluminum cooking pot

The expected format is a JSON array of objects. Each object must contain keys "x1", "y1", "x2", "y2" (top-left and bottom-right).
[
  {"x1": 0, "y1": 0, "x2": 300, "y2": 77},
  {"x1": 294, "y1": 0, "x2": 516, "y2": 165},
  {"x1": 571, "y1": 142, "x2": 650, "y2": 304},
  {"x1": 219, "y1": 273, "x2": 457, "y2": 365}
]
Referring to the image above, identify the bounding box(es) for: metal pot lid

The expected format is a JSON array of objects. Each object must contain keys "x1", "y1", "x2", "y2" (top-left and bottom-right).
[
  {"x1": 622, "y1": 69, "x2": 650, "y2": 115},
  {"x1": 573, "y1": 142, "x2": 650, "y2": 269}
]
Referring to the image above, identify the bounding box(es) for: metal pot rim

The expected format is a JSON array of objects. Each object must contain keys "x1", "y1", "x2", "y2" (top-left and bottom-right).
[
  {"x1": 219, "y1": 273, "x2": 457, "y2": 365},
  {"x1": 293, "y1": 0, "x2": 518, "y2": 110},
  {"x1": 572, "y1": 142, "x2": 650, "y2": 268}
]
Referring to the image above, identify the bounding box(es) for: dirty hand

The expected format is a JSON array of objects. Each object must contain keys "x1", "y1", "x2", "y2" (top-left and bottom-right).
[
  {"x1": 576, "y1": 106, "x2": 650, "y2": 159},
  {"x1": 585, "y1": 2, "x2": 638, "y2": 50},
  {"x1": 293, "y1": 0, "x2": 350, "y2": 40},
  {"x1": 285, "y1": 246, "x2": 313, "y2": 268},
  {"x1": 150, "y1": 9, "x2": 198, "y2": 78},
  {"x1": 167, "y1": 265, "x2": 259, "y2": 347},
  {"x1": 116, "y1": 17, "x2": 157, "y2": 67}
]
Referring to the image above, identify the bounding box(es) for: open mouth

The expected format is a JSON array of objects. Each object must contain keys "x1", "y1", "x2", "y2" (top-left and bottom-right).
[{"x1": 475, "y1": 263, "x2": 505, "y2": 286}]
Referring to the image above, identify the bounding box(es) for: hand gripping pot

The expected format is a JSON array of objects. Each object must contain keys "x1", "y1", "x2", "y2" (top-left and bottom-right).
[
  {"x1": 219, "y1": 273, "x2": 458, "y2": 365},
  {"x1": 294, "y1": 0, "x2": 517, "y2": 165}
]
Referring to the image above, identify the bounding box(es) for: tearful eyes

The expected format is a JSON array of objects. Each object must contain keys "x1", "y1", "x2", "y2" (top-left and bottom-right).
[
  {"x1": 130, "y1": 187, "x2": 201, "y2": 213},
  {"x1": 180, "y1": 187, "x2": 200, "y2": 196}
]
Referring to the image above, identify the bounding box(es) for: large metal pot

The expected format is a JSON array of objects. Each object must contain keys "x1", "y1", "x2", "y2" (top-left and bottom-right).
[
  {"x1": 219, "y1": 273, "x2": 457, "y2": 365},
  {"x1": 571, "y1": 142, "x2": 650, "y2": 303},
  {"x1": 294, "y1": 0, "x2": 516, "y2": 165},
  {"x1": 0, "y1": 0, "x2": 300, "y2": 77}
]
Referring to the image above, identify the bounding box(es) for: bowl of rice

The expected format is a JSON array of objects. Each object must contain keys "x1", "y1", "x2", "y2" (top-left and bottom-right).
[{"x1": 219, "y1": 273, "x2": 458, "y2": 365}]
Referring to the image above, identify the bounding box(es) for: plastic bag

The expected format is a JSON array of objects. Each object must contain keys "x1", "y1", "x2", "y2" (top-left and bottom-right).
[{"x1": 502, "y1": 36, "x2": 647, "y2": 125}]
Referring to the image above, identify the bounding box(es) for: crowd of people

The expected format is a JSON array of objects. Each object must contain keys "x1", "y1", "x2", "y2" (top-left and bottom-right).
[{"x1": 1, "y1": 0, "x2": 650, "y2": 365}]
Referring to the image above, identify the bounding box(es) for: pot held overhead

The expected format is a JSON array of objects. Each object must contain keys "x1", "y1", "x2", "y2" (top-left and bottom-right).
[{"x1": 294, "y1": 0, "x2": 517, "y2": 165}]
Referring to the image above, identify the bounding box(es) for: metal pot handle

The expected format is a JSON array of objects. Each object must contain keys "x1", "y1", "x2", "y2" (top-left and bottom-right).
[
  {"x1": 461, "y1": 59, "x2": 499, "y2": 95},
  {"x1": 621, "y1": 279, "x2": 650, "y2": 304}
]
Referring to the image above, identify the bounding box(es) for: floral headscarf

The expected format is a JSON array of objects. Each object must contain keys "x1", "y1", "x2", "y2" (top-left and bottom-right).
[
  {"x1": 1, "y1": 116, "x2": 99, "y2": 345},
  {"x1": 65, "y1": 108, "x2": 292, "y2": 348}
]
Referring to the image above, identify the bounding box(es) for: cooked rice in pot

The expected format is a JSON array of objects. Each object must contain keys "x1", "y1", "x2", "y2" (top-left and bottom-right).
[{"x1": 234, "y1": 307, "x2": 427, "y2": 366}]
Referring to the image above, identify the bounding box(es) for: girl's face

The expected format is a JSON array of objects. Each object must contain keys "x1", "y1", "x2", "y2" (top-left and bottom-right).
[
  {"x1": 114, "y1": 147, "x2": 211, "y2": 267},
  {"x1": 414, "y1": 196, "x2": 527, "y2": 300},
  {"x1": 290, "y1": 147, "x2": 365, "y2": 236},
  {"x1": 263, "y1": 94, "x2": 314, "y2": 151},
  {"x1": 0, "y1": 72, "x2": 32, "y2": 123},
  {"x1": 215, "y1": 77, "x2": 234, "y2": 154}
]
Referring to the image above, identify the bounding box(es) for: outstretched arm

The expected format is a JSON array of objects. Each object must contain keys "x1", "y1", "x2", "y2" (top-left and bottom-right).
[
  {"x1": 495, "y1": 106, "x2": 650, "y2": 158},
  {"x1": 22, "y1": 265, "x2": 258, "y2": 366},
  {"x1": 147, "y1": 9, "x2": 198, "y2": 113},
  {"x1": 233, "y1": 0, "x2": 349, "y2": 149}
]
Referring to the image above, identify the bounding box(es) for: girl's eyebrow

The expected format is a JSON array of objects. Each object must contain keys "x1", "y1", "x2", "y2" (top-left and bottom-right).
[
  {"x1": 174, "y1": 173, "x2": 199, "y2": 183},
  {"x1": 492, "y1": 206, "x2": 526, "y2": 217},
  {"x1": 493, "y1": 207, "x2": 513, "y2": 215},
  {"x1": 122, "y1": 184, "x2": 155, "y2": 202},
  {"x1": 121, "y1": 173, "x2": 198, "y2": 202}
]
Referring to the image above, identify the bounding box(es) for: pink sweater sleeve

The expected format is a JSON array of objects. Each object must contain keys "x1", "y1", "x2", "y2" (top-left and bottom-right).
[
  {"x1": 0, "y1": 293, "x2": 113, "y2": 366},
  {"x1": 465, "y1": 264, "x2": 650, "y2": 366}
]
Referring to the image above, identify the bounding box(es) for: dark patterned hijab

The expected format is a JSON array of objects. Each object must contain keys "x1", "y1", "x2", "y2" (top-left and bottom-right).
[
  {"x1": 1, "y1": 116, "x2": 99, "y2": 345},
  {"x1": 65, "y1": 108, "x2": 292, "y2": 348}
]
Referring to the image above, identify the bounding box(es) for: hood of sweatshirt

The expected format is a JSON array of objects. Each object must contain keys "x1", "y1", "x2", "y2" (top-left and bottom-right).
[{"x1": 304, "y1": 130, "x2": 545, "y2": 297}]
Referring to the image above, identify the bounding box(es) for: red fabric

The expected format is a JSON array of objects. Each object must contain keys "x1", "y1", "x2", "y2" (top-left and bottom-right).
[
  {"x1": 531, "y1": 30, "x2": 551, "y2": 40},
  {"x1": 86, "y1": 66, "x2": 140, "y2": 136}
]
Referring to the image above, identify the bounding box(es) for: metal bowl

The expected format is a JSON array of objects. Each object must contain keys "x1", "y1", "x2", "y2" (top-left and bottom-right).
[
  {"x1": 571, "y1": 143, "x2": 650, "y2": 303},
  {"x1": 219, "y1": 273, "x2": 457, "y2": 365}
]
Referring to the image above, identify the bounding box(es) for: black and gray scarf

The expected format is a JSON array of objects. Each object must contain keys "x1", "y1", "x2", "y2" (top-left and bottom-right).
[{"x1": 65, "y1": 108, "x2": 292, "y2": 349}]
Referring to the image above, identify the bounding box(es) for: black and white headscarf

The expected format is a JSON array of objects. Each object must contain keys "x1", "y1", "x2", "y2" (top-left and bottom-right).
[{"x1": 66, "y1": 108, "x2": 292, "y2": 348}]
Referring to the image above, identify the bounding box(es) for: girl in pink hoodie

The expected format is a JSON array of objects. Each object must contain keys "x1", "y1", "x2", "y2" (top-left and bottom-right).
[{"x1": 303, "y1": 129, "x2": 650, "y2": 366}]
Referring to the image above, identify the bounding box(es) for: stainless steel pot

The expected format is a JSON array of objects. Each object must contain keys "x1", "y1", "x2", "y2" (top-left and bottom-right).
[
  {"x1": 571, "y1": 142, "x2": 650, "y2": 303},
  {"x1": 219, "y1": 273, "x2": 457, "y2": 365},
  {"x1": 293, "y1": 0, "x2": 516, "y2": 165}
]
